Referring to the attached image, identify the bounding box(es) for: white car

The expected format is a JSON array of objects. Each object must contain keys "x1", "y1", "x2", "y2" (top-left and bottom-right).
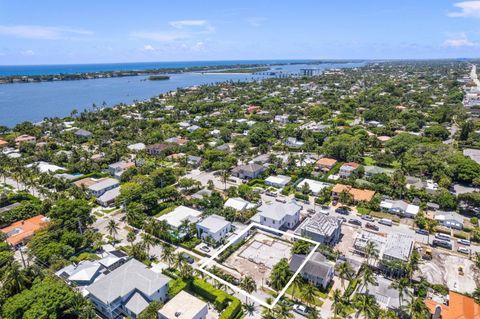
[
  {"x1": 458, "y1": 247, "x2": 470, "y2": 254},
  {"x1": 457, "y1": 239, "x2": 471, "y2": 246},
  {"x1": 293, "y1": 304, "x2": 309, "y2": 316}
]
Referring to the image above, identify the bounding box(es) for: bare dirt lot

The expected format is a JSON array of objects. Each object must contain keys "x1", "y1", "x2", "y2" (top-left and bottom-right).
[
  {"x1": 335, "y1": 224, "x2": 359, "y2": 255},
  {"x1": 223, "y1": 232, "x2": 292, "y2": 285},
  {"x1": 416, "y1": 251, "x2": 480, "y2": 293}
]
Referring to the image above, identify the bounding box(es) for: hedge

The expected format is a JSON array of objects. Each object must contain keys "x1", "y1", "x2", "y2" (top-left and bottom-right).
[
  {"x1": 294, "y1": 192, "x2": 309, "y2": 201},
  {"x1": 191, "y1": 278, "x2": 242, "y2": 319},
  {"x1": 168, "y1": 278, "x2": 188, "y2": 298}
]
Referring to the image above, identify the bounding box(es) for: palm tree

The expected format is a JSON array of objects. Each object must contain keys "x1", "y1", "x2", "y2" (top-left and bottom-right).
[
  {"x1": 389, "y1": 277, "x2": 410, "y2": 309},
  {"x1": 402, "y1": 295, "x2": 430, "y2": 319},
  {"x1": 1, "y1": 261, "x2": 29, "y2": 296},
  {"x1": 126, "y1": 230, "x2": 136, "y2": 247},
  {"x1": 307, "y1": 307, "x2": 320, "y2": 319},
  {"x1": 473, "y1": 287, "x2": 480, "y2": 303},
  {"x1": 358, "y1": 264, "x2": 378, "y2": 294},
  {"x1": 243, "y1": 302, "x2": 256, "y2": 316},
  {"x1": 142, "y1": 233, "x2": 158, "y2": 258},
  {"x1": 240, "y1": 276, "x2": 257, "y2": 302},
  {"x1": 354, "y1": 293, "x2": 380, "y2": 319},
  {"x1": 274, "y1": 300, "x2": 294, "y2": 319},
  {"x1": 261, "y1": 306, "x2": 276, "y2": 319},
  {"x1": 106, "y1": 219, "x2": 119, "y2": 243},
  {"x1": 337, "y1": 261, "x2": 354, "y2": 287},
  {"x1": 290, "y1": 275, "x2": 304, "y2": 301},
  {"x1": 331, "y1": 288, "x2": 344, "y2": 316},
  {"x1": 301, "y1": 283, "x2": 317, "y2": 307},
  {"x1": 161, "y1": 243, "x2": 175, "y2": 268},
  {"x1": 364, "y1": 241, "x2": 379, "y2": 265}
]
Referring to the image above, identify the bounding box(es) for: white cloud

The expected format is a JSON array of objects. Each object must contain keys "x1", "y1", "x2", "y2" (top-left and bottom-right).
[
  {"x1": 443, "y1": 33, "x2": 478, "y2": 47},
  {"x1": 448, "y1": 1, "x2": 480, "y2": 17},
  {"x1": 247, "y1": 17, "x2": 267, "y2": 27},
  {"x1": 191, "y1": 41, "x2": 205, "y2": 51},
  {"x1": 169, "y1": 20, "x2": 207, "y2": 28},
  {"x1": 130, "y1": 31, "x2": 186, "y2": 42},
  {"x1": 20, "y1": 50, "x2": 35, "y2": 56},
  {"x1": 0, "y1": 25, "x2": 92, "y2": 40},
  {"x1": 141, "y1": 44, "x2": 156, "y2": 51}
]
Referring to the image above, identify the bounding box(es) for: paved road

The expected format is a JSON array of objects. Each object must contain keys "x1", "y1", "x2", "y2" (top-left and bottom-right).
[{"x1": 471, "y1": 64, "x2": 480, "y2": 87}]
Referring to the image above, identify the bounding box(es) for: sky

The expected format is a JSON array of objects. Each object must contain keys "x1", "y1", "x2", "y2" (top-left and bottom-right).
[{"x1": 1, "y1": 0, "x2": 480, "y2": 65}]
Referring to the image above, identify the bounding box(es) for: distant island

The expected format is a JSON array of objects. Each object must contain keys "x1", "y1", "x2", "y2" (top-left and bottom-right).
[
  {"x1": 0, "y1": 63, "x2": 279, "y2": 85},
  {"x1": 147, "y1": 75, "x2": 170, "y2": 81}
]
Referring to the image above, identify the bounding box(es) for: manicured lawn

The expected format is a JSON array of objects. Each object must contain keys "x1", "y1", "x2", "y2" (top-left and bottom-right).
[
  {"x1": 285, "y1": 282, "x2": 326, "y2": 306},
  {"x1": 369, "y1": 211, "x2": 400, "y2": 223}
]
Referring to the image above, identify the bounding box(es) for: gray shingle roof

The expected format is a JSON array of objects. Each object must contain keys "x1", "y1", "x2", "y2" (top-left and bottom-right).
[
  {"x1": 289, "y1": 252, "x2": 333, "y2": 279},
  {"x1": 86, "y1": 259, "x2": 169, "y2": 304}
]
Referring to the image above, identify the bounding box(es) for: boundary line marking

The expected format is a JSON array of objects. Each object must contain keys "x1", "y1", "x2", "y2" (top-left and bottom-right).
[{"x1": 198, "y1": 222, "x2": 320, "y2": 309}]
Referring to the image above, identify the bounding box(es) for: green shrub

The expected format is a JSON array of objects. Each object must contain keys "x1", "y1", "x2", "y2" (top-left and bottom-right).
[
  {"x1": 168, "y1": 278, "x2": 188, "y2": 298},
  {"x1": 219, "y1": 298, "x2": 242, "y2": 319},
  {"x1": 453, "y1": 231, "x2": 469, "y2": 239},
  {"x1": 294, "y1": 192, "x2": 309, "y2": 201},
  {"x1": 247, "y1": 178, "x2": 265, "y2": 186}
]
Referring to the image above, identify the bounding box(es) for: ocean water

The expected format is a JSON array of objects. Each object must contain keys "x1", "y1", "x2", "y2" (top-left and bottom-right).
[
  {"x1": 0, "y1": 60, "x2": 318, "y2": 76},
  {"x1": 0, "y1": 61, "x2": 364, "y2": 127}
]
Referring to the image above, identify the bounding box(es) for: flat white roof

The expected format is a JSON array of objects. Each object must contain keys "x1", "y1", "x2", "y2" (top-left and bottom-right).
[
  {"x1": 197, "y1": 214, "x2": 231, "y2": 233},
  {"x1": 158, "y1": 205, "x2": 202, "y2": 228},
  {"x1": 296, "y1": 179, "x2": 330, "y2": 193},
  {"x1": 265, "y1": 175, "x2": 291, "y2": 186},
  {"x1": 158, "y1": 291, "x2": 206, "y2": 319},
  {"x1": 224, "y1": 197, "x2": 255, "y2": 211}
]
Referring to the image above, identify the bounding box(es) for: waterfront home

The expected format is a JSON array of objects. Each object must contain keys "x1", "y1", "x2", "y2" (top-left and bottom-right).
[
  {"x1": 289, "y1": 252, "x2": 335, "y2": 289},
  {"x1": 86, "y1": 259, "x2": 170, "y2": 319},
  {"x1": 1, "y1": 215, "x2": 50, "y2": 247},
  {"x1": 196, "y1": 214, "x2": 232, "y2": 243}
]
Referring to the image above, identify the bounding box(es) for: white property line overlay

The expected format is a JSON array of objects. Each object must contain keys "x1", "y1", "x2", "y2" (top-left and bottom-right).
[{"x1": 197, "y1": 222, "x2": 321, "y2": 309}]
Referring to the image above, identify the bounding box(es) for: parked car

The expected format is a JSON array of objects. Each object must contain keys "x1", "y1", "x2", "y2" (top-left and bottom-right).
[
  {"x1": 435, "y1": 233, "x2": 451, "y2": 241},
  {"x1": 276, "y1": 197, "x2": 287, "y2": 203},
  {"x1": 415, "y1": 229, "x2": 429, "y2": 235},
  {"x1": 457, "y1": 239, "x2": 471, "y2": 246},
  {"x1": 200, "y1": 246, "x2": 211, "y2": 253},
  {"x1": 335, "y1": 206, "x2": 350, "y2": 215},
  {"x1": 361, "y1": 215, "x2": 374, "y2": 222},
  {"x1": 307, "y1": 208, "x2": 315, "y2": 214},
  {"x1": 332, "y1": 199, "x2": 338, "y2": 206},
  {"x1": 348, "y1": 219, "x2": 362, "y2": 226},
  {"x1": 432, "y1": 239, "x2": 452, "y2": 250},
  {"x1": 365, "y1": 222, "x2": 379, "y2": 231},
  {"x1": 265, "y1": 191, "x2": 277, "y2": 197},
  {"x1": 458, "y1": 247, "x2": 470, "y2": 254},
  {"x1": 378, "y1": 218, "x2": 392, "y2": 226},
  {"x1": 321, "y1": 205, "x2": 330, "y2": 210},
  {"x1": 182, "y1": 253, "x2": 194, "y2": 264},
  {"x1": 339, "y1": 217, "x2": 347, "y2": 223},
  {"x1": 293, "y1": 304, "x2": 309, "y2": 316}
]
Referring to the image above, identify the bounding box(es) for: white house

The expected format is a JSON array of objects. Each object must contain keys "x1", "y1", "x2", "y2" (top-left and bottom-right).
[
  {"x1": 86, "y1": 259, "x2": 170, "y2": 319},
  {"x1": 296, "y1": 179, "x2": 331, "y2": 195},
  {"x1": 157, "y1": 205, "x2": 202, "y2": 229},
  {"x1": 434, "y1": 211, "x2": 464, "y2": 230},
  {"x1": 252, "y1": 200, "x2": 301, "y2": 229},
  {"x1": 284, "y1": 137, "x2": 304, "y2": 147},
  {"x1": 380, "y1": 199, "x2": 420, "y2": 218},
  {"x1": 224, "y1": 197, "x2": 256, "y2": 211},
  {"x1": 107, "y1": 161, "x2": 135, "y2": 178},
  {"x1": 87, "y1": 178, "x2": 120, "y2": 197},
  {"x1": 158, "y1": 291, "x2": 208, "y2": 319},
  {"x1": 196, "y1": 214, "x2": 232, "y2": 243},
  {"x1": 265, "y1": 175, "x2": 291, "y2": 188}
]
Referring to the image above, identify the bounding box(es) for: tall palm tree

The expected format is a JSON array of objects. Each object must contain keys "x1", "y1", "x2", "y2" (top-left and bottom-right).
[
  {"x1": 161, "y1": 243, "x2": 175, "y2": 268},
  {"x1": 389, "y1": 277, "x2": 410, "y2": 309},
  {"x1": 402, "y1": 295, "x2": 430, "y2": 319},
  {"x1": 106, "y1": 219, "x2": 119, "y2": 243},
  {"x1": 240, "y1": 276, "x2": 257, "y2": 303},
  {"x1": 142, "y1": 233, "x2": 158, "y2": 258},
  {"x1": 337, "y1": 261, "x2": 354, "y2": 287},
  {"x1": 364, "y1": 241, "x2": 379, "y2": 265},
  {"x1": 358, "y1": 264, "x2": 378, "y2": 294},
  {"x1": 1, "y1": 261, "x2": 29, "y2": 296},
  {"x1": 354, "y1": 293, "x2": 380, "y2": 319},
  {"x1": 301, "y1": 283, "x2": 317, "y2": 307},
  {"x1": 331, "y1": 288, "x2": 345, "y2": 317},
  {"x1": 290, "y1": 275, "x2": 304, "y2": 301},
  {"x1": 274, "y1": 300, "x2": 294, "y2": 319},
  {"x1": 126, "y1": 230, "x2": 136, "y2": 247},
  {"x1": 307, "y1": 307, "x2": 320, "y2": 319}
]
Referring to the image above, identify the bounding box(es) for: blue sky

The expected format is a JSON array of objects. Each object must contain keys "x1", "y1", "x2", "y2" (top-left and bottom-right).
[{"x1": 1, "y1": 0, "x2": 480, "y2": 65}]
